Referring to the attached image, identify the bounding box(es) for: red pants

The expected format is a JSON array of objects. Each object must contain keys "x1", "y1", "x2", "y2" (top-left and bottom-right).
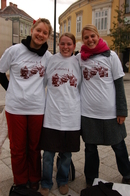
[{"x1": 6, "y1": 112, "x2": 43, "y2": 185}]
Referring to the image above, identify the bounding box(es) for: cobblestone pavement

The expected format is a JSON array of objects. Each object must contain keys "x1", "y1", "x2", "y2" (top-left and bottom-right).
[{"x1": 0, "y1": 74, "x2": 130, "y2": 196}]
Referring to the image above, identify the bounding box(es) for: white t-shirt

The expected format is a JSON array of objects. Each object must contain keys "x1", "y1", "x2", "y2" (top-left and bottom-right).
[
  {"x1": 77, "y1": 51, "x2": 125, "y2": 119},
  {"x1": 44, "y1": 53, "x2": 81, "y2": 131},
  {"x1": 0, "y1": 43, "x2": 52, "y2": 114}
]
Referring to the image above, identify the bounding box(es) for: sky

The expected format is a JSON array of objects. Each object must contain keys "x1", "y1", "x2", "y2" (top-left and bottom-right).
[{"x1": 6, "y1": 0, "x2": 78, "y2": 32}]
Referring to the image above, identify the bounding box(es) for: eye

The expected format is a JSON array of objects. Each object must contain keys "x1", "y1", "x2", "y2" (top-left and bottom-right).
[
  {"x1": 84, "y1": 36, "x2": 89, "y2": 40},
  {"x1": 43, "y1": 32, "x2": 47, "y2": 35},
  {"x1": 60, "y1": 42, "x2": 65, "y2": 45},
  {"x1": 91, "y1": 35, "x2": 95, "y2": 38}
]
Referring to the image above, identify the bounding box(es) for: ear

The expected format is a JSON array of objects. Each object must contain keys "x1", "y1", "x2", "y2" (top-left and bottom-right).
[
  {"x1": 31, "y1": 28, "x2": 33, "y2": 35},
  {"x1": 73, "y1": 44, "x2": 76, "y2": 51}
]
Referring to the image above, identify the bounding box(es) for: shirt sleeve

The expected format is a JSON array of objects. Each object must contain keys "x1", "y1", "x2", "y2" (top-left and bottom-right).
[
  {"x1": 0, "y1": 72, "x2": 9, "y2": 91},
  {"x1": 0, "y1": 47, "x2": 13, "y2": 73},
  {"x1": 114, "y1": 77, "x2": 128, "y2": 117},
  {"x1": 110, "y1": 51, "x2": 125, "y2": 80}
]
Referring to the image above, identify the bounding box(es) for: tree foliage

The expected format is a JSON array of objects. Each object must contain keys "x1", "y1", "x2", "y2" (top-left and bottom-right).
[{"x1": 109, "y1": 3, "x2": 130, "y2": 54}]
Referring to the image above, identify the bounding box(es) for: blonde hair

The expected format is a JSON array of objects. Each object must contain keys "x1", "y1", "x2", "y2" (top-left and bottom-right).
[
  {"x1": 82, "y1": 24, "x2": 99, "y2": 40},
  {"x1": 32, "y1": 18, "x2": 52, "y2": 36},
  {"x1": 59, "y1": 33, "x2": 76, "y2": 45}
]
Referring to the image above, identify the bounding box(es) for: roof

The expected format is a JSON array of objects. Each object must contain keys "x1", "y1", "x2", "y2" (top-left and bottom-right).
[{"x1": 0, "y1": 4, "x2": 33, "y2": 21}]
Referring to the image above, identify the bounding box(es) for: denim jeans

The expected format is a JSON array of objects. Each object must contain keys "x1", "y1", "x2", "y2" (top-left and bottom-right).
[
  {"x1": 41, "y1": 151, "x2": 72, "y2": 189},
  {"x1": 84, "y1": 140, "x2": 130, "y2": 184}
]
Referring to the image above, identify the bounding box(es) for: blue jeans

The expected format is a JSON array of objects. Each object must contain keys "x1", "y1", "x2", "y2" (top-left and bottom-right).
[
  {"x1": 41, "y1": 151, "x2": 72, "y2": 189},
  {"x1": 84, "y1": 140, "x2": 130, "y2": 184}
]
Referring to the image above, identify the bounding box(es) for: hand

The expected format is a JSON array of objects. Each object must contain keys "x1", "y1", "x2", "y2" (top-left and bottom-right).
[{"x1": 117, "y1": 116, "x2": 126, "y2": 124}]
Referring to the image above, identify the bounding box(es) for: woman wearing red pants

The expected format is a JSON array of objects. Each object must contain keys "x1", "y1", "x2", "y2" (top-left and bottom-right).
[{"x1": 0, "y1": 18, "x2": 52, "y2": 191}]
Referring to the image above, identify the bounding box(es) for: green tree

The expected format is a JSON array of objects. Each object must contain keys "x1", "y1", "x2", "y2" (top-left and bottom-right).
[{"x1": 109, "y1": 3, "x2": 130, "y2": 57}]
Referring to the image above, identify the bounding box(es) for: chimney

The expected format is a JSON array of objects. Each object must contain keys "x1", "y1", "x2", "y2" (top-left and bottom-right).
[
  {"x1": 13, "y1": 4, "x2": 17, "y2": 8},
  {"x1": 9, "y1": 2, "x2": 13, "y2": 6},
  {"x1": 1, "y1": 0, "x2": 6, "y2": 9}
]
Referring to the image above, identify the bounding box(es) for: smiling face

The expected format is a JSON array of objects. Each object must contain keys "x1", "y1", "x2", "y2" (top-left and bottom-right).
[
  {"x1": 82, "y1": 30, "x2": 99, "y2": 49},
  {"x1": 30, "y1": 22, "x2": 49, "y2": 49},
  {"x1": 59, "y1": 35, "x2": 76, "y2": 57}
]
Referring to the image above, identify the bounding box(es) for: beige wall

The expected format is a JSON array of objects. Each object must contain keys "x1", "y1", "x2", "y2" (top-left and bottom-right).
[
  {"x1": 0, "y1": 17, "x2": 12, "y2": 57},
  {"x1": 59, "y1": 0, "x2": 120, "y2": 49}
]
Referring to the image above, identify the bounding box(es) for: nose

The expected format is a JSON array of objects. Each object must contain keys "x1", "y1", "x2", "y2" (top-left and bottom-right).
[
  {"x1": 88, "y1": 36, "x2": 92, "y2": 42},
  {"x1": 39, "y1": 31, "x2": 44, "y2": 37},
  {"x1": 64, "y1": 44, "x2": 68, "y2": 48}
]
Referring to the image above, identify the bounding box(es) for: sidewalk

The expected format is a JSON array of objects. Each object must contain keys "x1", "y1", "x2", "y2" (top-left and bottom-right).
[{"x1": 0, "y1": 73, "x2": 130, "y2": 196}]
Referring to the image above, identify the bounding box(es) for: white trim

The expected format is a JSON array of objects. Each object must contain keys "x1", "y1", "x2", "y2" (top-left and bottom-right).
[
  {"x1": 76, "y1": 14, "x2": 82, "y2": 38},
  {"x1": 91, "y1": 1, "x2": 112, "y2": 36},
  {"x1": 68, "y1": 18, "x2": 71, "y2": 32}
]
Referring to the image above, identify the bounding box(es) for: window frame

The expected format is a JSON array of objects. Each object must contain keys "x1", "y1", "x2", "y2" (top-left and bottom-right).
[
  {"x1": 20, "y1": 23, "x2": 23, "y2": 35},
  {"x1": 68, "y1": 18, "x2": 71, "y2": 32},
  {"x1": 76, "y1": 14, "x2": 82, "y2": 37},
  {"x1": 126, "y1": 0, "x2": 130, "y2": 13},
  {"x1": 60, "y1": 24, "x2": 62, "y2": 35},
  {"x1": 91, "y1": 0, "x2": 112, "y2": 36},
  {"x1": 95, "y1": 10, "x2": 108, "y2": 31},
  {"x1": 64, "y1": 21, "x2": 66, "y2": 33}
]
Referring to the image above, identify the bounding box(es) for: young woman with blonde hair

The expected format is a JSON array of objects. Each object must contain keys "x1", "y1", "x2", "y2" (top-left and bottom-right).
[
  {"x1": 77, "y1": 24, "x2": 130, "y2": 187},
  {"x1": 0, "y1": 18, "x2": 52, "y2": 192}
]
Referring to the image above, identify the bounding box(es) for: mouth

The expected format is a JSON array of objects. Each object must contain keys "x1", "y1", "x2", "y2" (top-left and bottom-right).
[
  {"x1": 63, "y1": 51, "x2": 69, "y2": 53},
  {"x1": 88, "y1": 42, "x2": 95, "y2": 47},
  {"x1": 36, "y1": 36, "x2": 43, "y2": 41}
]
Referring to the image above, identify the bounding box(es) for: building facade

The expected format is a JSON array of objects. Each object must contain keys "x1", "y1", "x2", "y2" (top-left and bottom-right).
[
  {"x1": 59, "y1": 0, "x2": 130, "y2": 71},
  {"x1": 58, "y1": 0, "x2": 119, "y2": 50},
  {"x1": 0, "y1": 1, "x2": 33, "y2": 45},
  {"x1": 0, "y1": 0, "x2": 59, "y2": 55},
  {"x1": 48, "y1": 32, "x2": 59, "y2": 54},
  {"x1": 119, "y1": 0, "x2": 130, "y2": 72},
  {"x1": 0, "y1": 17, "x2": 12, "y2": 57}
]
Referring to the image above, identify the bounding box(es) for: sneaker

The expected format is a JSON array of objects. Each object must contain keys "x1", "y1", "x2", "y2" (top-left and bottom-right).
[
  {"x1": 40, "y1": 187, "x2": 49, "y2": 196},
  {"x1": 122, "y1": 177, "x2": 130, "y2": 185},
  {"x1": 59, "y1": 184, "x2": 69, "y2": 195}
]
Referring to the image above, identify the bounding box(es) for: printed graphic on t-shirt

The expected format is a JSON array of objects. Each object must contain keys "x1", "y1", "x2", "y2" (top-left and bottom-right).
[
  {"x1": 20, "y1": 65, "x2": 45, "y2": 79},
  {"x1": 83, "y1": 66, "x2": 108, "y2": 80},
  {"x1": 52, "y1": 69, "x2": 77, "y2": 87}
]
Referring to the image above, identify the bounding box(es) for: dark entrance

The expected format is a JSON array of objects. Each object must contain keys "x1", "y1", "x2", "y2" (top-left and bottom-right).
[{"x1": 123, "y1": 48, "x2": 129, "y2": 72}]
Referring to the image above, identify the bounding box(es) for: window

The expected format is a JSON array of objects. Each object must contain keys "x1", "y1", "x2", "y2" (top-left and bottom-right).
[
  {"x1": 95, "y1": 10, "x2": 107, "y2": 31},
  {"x1": 91, "y1": 1, "x2": 112, "y2": 35},
  {"x1": 20, "y1": 23, "x2": 23, "y2": 34},
  {"x1": 60, "y1": 25, "x2": 62, "y2": 35},
  {"x1": 126, "y1": 0, "x2": 130, "y2": 13},
  {"x1": 76, "y1": 15, "x2": 82, "y2": 36},
  {"x1": 68, "y1": 18, "x2": 71, "y2": 32},
  {"x1": 64, "y1": 21, "x2": 66, "y2": 33},
  {"x1": 25, "y1": 24, "x2": 27, "y2": 35}
]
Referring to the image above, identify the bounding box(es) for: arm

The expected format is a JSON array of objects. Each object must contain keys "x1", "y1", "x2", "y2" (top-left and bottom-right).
[
  {"x1": 114, "y1": 77, "x2": 128, "y2": 124},
  {"x1": 0, "y1": 72, "x2": 9, "y2": 91}
]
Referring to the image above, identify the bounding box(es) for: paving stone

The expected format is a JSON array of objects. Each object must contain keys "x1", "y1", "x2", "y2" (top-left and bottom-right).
[
  {"x1": 0, "y1": 178, "x2": 13, "y2": 196},
  {"x1": 0, "y1": 163, "x2": 13, "y2": 181},
  {"x1": 1, "y1": 74, "x2": 130, "y2": 196},
  {"x1": 2, "y1": 157, "x2": 11, "y2": 166},
  {"x1": 0, "y1": 149, "x2": 10, "y2": 160}
]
